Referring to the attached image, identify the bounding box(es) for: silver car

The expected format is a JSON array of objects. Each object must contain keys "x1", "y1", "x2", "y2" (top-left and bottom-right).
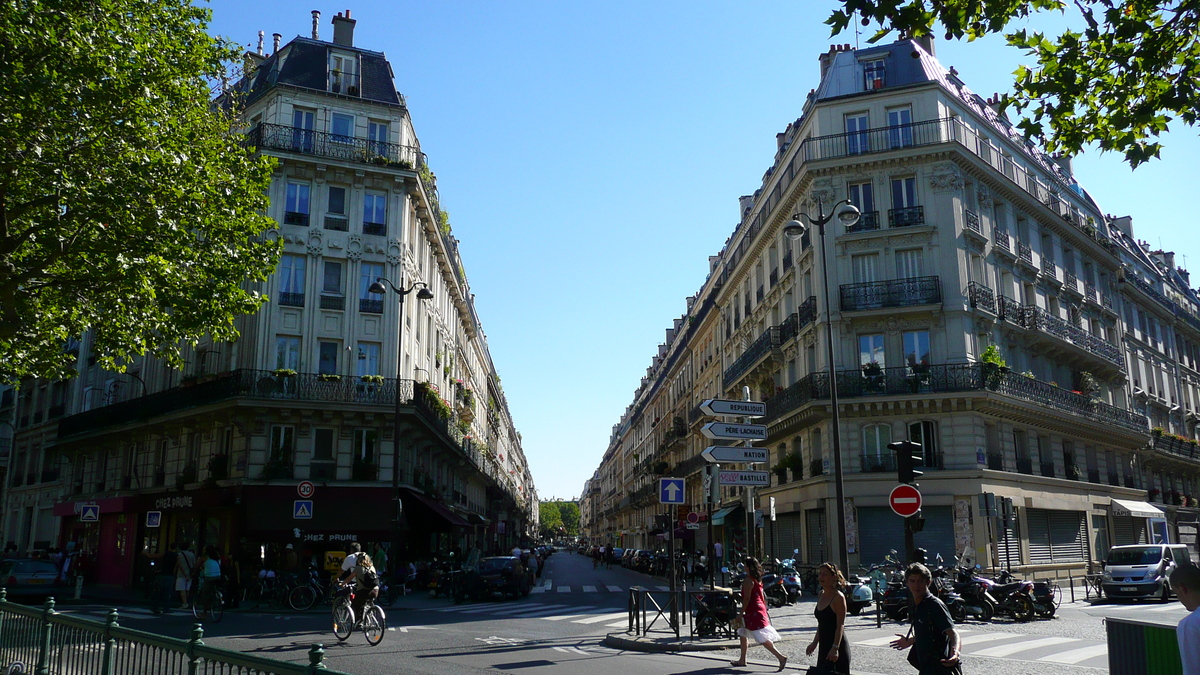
[{"x1": 1101, "y1": 544, "x2": 1192, "y2": 601}]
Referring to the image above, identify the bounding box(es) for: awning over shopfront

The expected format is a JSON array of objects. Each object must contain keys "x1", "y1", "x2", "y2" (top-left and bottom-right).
[
  {"x1": 711, "y1": 505, "x2": 743, "y2": 526},
  {"x1": 1111, "y1": 499, "x2": 1165, "y2": 518},
  {"x1": 465, "y1": 513, "x2": 488, "y2": 526},
  {"x1": 400, "y1": 488, "x2": 470, "y2": 528}
]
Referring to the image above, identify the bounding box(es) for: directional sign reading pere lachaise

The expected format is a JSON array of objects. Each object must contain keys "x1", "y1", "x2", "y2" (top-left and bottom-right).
[
  {"x1": 717, "y1": 470, "x2": 771, "y2": 487},
  {"x1": 702, "y1": 446, "x2": 769, "y2": 464},
  {"x1": 700, "y1": 399, "x2": 766, "y2": 418},
  {"x1": 701, "y1": 422, "x2": 767, "y2": 441}
]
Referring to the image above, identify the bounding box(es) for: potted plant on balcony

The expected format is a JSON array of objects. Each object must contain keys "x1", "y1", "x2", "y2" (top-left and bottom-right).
[
  {"x1": 980, "y1": 345, "x2": 1006, "y2": 388},
  {"x1": 318, "y1": 373, "x2": 341, "y2": 382},
  {"x1": 272, "y1": 368, "x2": 297, "y2": 378},
  {"x1": 772, "y1": 461, "x2": 790, "y2": 484},
  {"x1": 1067, "y1": 464, "x2": 1082, "y2": 481},
  {"x1": 651, "y1": 460, "x2": 670, "y2": 476},
  {"x1": 1148, "y1": 488, "x2": 1161, "y2": 502},
  {"x1": 361, "y1": 374, "x2": 384, "y2": 385}
]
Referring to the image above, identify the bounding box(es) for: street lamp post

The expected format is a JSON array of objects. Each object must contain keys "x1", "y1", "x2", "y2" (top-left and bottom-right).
[
  {"x1": 783, "y1": 198, "x2": 860, "y2": 573},
  {"x1": 367, "y1": 277, "x2": 433, "y2": 575}
]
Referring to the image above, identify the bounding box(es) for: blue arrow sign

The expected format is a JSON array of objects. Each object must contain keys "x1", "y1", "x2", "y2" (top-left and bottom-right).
[
  {"x1": 293, "y1": 500, "x2": 313, "y2": 519},
  {"x1": 659, "y1": 478, "x2": 685, "y2": 504},
  {"x1": 79, "y1": 504, "x2": 100, "y2": 523}
]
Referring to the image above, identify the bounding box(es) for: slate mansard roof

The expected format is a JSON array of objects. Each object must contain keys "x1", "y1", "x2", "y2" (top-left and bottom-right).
[{"x1": 226, "y1": 37, "x2": 403, "y2": 109}]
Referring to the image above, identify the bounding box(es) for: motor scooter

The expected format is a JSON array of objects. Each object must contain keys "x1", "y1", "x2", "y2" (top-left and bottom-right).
[{"x1": 844, "y1": 573, "x2": 874, "y2": 615}]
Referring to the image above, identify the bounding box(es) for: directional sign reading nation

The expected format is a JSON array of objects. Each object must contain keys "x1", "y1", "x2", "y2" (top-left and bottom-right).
[
  {"x1": 659, "y1": 478, "x2": 685, "y2": 504},
  {"x1": 889, "y1": 484, "x2": 923, "y2": 518},
  {"x1": 702, "y1": 446, "x2": 769, "y2": 464},
  {"x1": 717, "y1": 470, "x2": 771, "y2": 486},
  {"x1": 701, "y1": 422, "x2": 767, "y2": 441},
  {"x1": 700, "y1": 399, "x2": 766, "y2": 418}
]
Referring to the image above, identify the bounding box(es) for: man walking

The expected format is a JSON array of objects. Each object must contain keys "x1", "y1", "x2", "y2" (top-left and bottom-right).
[
  {"x1": 175, "y1": 542, "x2": 196, "y2": 609},
  {"x1": 1170, "y1": 563, "x2": 1200, "y2": 675},
  {"x1": 890, "y1": 563, "x2": 961, "y2": 674}
]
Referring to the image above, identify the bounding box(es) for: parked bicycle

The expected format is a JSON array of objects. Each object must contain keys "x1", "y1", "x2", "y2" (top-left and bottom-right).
[
  {"x1": 288, "y1": 569, "x2": 334, "y2": 611},
  {"x1": 191, "y1": 579, "x2": 224, "y2": 623},
  {"x1": 331, "y1": 582, "x2": 386, "y2": 645}
]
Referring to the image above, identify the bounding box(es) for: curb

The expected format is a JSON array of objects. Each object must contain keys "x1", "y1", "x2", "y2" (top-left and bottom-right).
[{"x1": 603, "y1": 632, "x2": 740, "y2": 652}]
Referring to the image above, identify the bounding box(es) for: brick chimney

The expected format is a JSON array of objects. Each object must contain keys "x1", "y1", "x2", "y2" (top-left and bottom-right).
[{"x1": 332, "y1": 10, "x2": 356, "y2": 47}]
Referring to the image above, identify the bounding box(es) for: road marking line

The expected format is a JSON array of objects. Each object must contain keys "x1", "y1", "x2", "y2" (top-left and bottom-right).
[
  {"x1": 509, "y1": 605, "x2": 577, "y2": 617},
  {"x1": 604, "y1": 621, "x2": 628, "y2": 628},
  {"x1": 530, "y1": 586, "x2": 546, "y2": 594},
  {"x1": 582, "y1": 586, "x2": 597, "y2": 593},
  {"x1": 571, "y1": 612, "x2": 629, "y2": 624},
  {"x1": 971, "y1": 636, "x2": 1077, "y2": 657},
  {"x1": 557, "y1": 586, "x2": 572, "y2": 593},
  {"x1": 435, "y1": 602, "x2": 495, "y2": 613},
  {"x1": 1038, "y1": 644, "x2": 1108, "y2": 664},
  {"x1": 854, "y1": 636, "x2": 899, "y2": 646},
  {"x1": 1146, "y1": 603, "x2": 1183, "y2": 612},
  {"x1": 655, "y1": 586, "x2": 669, "y2": 591},
  {"x1": 543, "y1": 580, "x2": 552, "y2": 588},
  {"x1": 959, "y1": 634, "x2": 1023, "y2": 646},
  {"x1": 606, "y1": 585, "x2": 622, "y2": 592}
]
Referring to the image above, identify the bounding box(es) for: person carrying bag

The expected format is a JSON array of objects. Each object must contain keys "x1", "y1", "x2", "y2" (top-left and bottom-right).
[{"x1": 890, "y1": 563, "x2": 962, "y2": 675}]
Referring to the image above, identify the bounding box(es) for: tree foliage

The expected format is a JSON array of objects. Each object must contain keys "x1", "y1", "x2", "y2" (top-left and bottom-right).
[
  {"x1": 0, "y1": 0, "x2": 280, "y2": 382},
  {"x1": 538, "y1": 500, "x2": 579, "y2": 537},
  {"x1": 827, "y1": 0, "x2": 1200, "y2": 167}
]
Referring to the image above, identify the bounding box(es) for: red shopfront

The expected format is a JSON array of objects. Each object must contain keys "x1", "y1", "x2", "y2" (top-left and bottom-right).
[{"x1": 54, "y1": 497, "x2": 138, "y2": 587}]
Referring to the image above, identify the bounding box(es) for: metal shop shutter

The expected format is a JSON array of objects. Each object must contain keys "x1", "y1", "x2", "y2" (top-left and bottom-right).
[
  {"x1": 768, "y1": 513, "x2": 801, "y2": 562},
  {"x1": 997, "y1": 517, "x2": 1021, "y2": 569},
  {"x1": 913, "y1": 506, "x2": 956, "y2": 564},
  {"x1": 1112, "y1": 515, "x2": 1148, "y2": 546},
  {"x1": 858, "y1": 506, "x2": 904, "y2": 567},
  {"x1": 1026, "y1": 509, "x2": 1087, "y2": 564},
  {"x1": 806, "y1": 509, "x2": 826, "y2": 566}
]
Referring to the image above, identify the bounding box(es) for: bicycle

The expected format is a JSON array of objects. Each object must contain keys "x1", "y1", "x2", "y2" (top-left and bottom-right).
[
  {"x1": 331, "y1": 583, "x2": 386, "y2": 645},
  {"x1": 191, "y1": 578, "x2": 224, "y2": 623},
  {"x1": 288, "y1": 569, "x2": 333, "y2": 611}
]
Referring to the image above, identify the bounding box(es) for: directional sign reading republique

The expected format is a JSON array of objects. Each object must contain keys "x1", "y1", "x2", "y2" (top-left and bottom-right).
[
  {"x1": 700, "y1": 399, "x2": 766, "y2": 418},
  {"x1": 889, "y1": 484, "x2": 923, "y2": 518},
  {"x1": 701, "y1": 422, "x2": 767, "y2": 441},
  {"x1": 718, "y1": 470, "x2": 770, "y2": 487},
  {"x1": 702, "y1": 446, "x2": 769, "y2": 464}
]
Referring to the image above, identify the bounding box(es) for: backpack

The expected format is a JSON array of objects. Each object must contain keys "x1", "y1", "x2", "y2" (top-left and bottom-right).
[{"x1": 356, "y1": 555, "x2": 379, "y2": 590}]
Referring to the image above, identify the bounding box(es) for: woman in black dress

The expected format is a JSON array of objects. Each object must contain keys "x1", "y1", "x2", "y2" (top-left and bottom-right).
[{"x1": 806, "y1": 562, "x2": 851, "y2": 673}]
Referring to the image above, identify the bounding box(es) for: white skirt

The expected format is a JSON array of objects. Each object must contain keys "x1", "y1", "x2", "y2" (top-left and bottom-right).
[{"x1": 737, "y1": 624, "x2": 781, "y2": 644}]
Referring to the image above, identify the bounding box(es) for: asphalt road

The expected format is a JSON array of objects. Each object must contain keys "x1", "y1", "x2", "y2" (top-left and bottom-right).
[{"x1": 49, "y1": 550, "x2": 1192, "y2": 675}]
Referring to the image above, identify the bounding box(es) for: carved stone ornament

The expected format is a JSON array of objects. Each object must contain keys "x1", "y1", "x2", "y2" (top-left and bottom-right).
[
  {"x1": 885, "y1": 316, "x2": 901, "y2": 335},
  {"x1": 307, "y1": 230, "x2": 324, "y2": 257},
  {"x1": 803, "y1": 331, "x2": 818, "y2": 347},
  {"x1": 347, "y1": 234, "x2": 363, "y2": 262},
  {"x1": 976, "y1": 185, "x2": 994, "y2": 208},
  {"x1": 929, "y1": 162, "x2": 964, "y2": 194}
]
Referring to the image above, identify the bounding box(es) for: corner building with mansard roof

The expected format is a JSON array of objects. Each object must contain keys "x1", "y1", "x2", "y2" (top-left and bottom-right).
[
  {"x1": 1, "y1": 11, "x2": 536, "y2": 588},
  {"x1": 583, "y1": 37, "x2": 1200, "y2": 575}
]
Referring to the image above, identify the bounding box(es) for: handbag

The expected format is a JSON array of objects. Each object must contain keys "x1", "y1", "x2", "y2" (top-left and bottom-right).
[{"x1": 730, "y1": 615, "x2": 744, "y2": 631}]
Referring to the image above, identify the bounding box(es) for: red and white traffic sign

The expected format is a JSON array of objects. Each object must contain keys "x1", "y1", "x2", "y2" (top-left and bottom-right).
[
  {"x1": 889, "y1": 484, "x2": 922, "y2": 517},
  {"x1": 686, "y1": 511, "x2": 700, "y2": 525},
  {"x1": 297, "y1": 481, "x2": 315, "y2": 499}
]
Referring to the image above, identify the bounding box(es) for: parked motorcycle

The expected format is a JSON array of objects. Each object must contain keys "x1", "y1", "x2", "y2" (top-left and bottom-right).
[
  {"x1": 844, "y1": 573, "x2": 875, "y2": 615},
  {"x1": 762, "y1": 570, "x2": 790, "y2": 607},
  {"x1": 951, "y1": 567, "x2": 996, "y2": 622},
  {"x1": 974, "y1": 567, "x2": 1034, "y2": 622}
]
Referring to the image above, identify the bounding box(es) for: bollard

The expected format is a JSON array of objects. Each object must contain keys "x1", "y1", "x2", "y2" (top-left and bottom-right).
[
  {"x1": 1069, "y1": 577, "x2": 1075, "y2": 604},
  {"x1": 74, "y1": 576, "x2": 83, "y2": 600},
  {"x1": 307, "y1": 644, "x2": 327, "y2": 672},
  {"x1": 35, "y1": 597, "x2": 55, "y2": 675}
]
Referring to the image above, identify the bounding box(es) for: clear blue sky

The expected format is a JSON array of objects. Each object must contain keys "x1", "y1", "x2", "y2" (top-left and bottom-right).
[{"x1": 203, "y1": 1, "x2": 1200, "y2": 501}]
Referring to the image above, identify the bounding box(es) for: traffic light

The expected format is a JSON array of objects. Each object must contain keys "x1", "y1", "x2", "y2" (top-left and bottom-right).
[{"x1": 888, "y1": 440, "x2": 924, "y2": 485}]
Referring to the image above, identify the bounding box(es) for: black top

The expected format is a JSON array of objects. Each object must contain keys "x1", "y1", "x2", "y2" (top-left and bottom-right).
[
  {"x1": 814, "y1": 600, "x2": 851, "y2": 673},
  {"x1": 160, "y1": 551, "x2": 178, "y2": 576},
  {"x1": 910, "y1": 593, "x2": 955, "y2": 672}
]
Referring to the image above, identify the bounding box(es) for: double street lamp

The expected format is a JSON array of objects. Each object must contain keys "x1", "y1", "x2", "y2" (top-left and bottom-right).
[
  {"x1": 782, "y1": 198, "x2": 860, "y2": 573},
  {"x1": 367, "y1": 277, "x2": 434, "y2": 570}
]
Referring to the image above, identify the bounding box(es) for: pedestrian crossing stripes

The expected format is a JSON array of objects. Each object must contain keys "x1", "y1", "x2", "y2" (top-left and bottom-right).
[
  {"x1": 605, "y1": 585, "x2": 621, "y2": 592},
  {"x1": 582, "y1": 586, "x2": 597, "y2": 593},
  {"x1": 852, "y1": 628, "x2": 1107, "y2": 666}
]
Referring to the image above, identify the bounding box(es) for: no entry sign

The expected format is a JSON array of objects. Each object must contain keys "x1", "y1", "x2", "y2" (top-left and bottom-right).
[{"x1": 889, "y1": 484, "x2": 922, "y2": 518}]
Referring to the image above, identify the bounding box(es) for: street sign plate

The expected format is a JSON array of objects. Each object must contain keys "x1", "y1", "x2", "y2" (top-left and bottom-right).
[
  {"x1": 297, "y1": 481, "x2": 315, "y2": 499},
  {"x1": 702, "y1": 445, "x2": 769, "y2": 464},
  {"x1": 717, "y1": 470, "x2": 770, "y2": 486},
  {"x1": 146, "y1": 511, "x2": 162, "y2": 528},
  {"x1": 294, "y1": 500, "x2": 314, "y2": 519},
  {"x1": 659, "y1": 478, "x2": 685, "y2": 504},
  {"x1": 685, "y1": 522, "x2": 700, "y2": 530},
  {"x1": 889, "y1": 484, "x2": 922, "y2": 518},
  {"x1": 699, "y1": 399, "x2": 766, "y2": 418},
  {"x1": 701, "y1": 422, "x2": 767, "y2": 441},
  {"x1": 80, "y1": 504, "x2": 99, "y2": 523}
]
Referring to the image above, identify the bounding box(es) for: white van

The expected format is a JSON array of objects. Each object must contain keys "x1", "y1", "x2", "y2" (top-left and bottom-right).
[{"x1": 1101, "y1": 544, "x2": 1193, "y2": 601}]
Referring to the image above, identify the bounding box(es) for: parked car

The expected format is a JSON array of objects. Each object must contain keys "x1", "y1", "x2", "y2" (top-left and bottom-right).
[
  {"x1": 608, "y1": 548, "x2": 624, "y2": 564},
  {"x1": 0, "y1": 559, "x2": 64, "y2": 597},
  {"x1": 455, "y1": 557, "x2": 530, "y2": 602},
  {"x1": 1101, "y1": 544, "x2": 1193, "y2": 601}
]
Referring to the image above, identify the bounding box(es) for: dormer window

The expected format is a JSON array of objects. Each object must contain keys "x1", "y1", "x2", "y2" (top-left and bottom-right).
[
  {"x1": 329, "y1": 53, "x2": 358, "y2": 95},
  {"x1": 864, "y1": 60, "x2": 885, "y2": 90}
]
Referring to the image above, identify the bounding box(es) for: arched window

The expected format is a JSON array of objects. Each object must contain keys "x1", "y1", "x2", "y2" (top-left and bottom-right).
[{"x1": 861, "y1": 423, "x2": 892, "y2": 472}]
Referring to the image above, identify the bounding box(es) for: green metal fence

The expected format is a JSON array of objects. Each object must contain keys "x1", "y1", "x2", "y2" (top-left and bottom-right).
[{"x1": 0, "y1": 593, "x2": 353, "y2": 675}]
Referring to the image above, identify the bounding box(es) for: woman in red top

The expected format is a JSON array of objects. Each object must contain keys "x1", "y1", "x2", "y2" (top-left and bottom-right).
[{"x1": 730, "y1": 557, "x2": 787, "y2": 671}]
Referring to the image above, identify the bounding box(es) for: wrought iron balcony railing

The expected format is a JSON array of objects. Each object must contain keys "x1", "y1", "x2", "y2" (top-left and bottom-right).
[
  {"x1": 967, "y1": 281, "x2": 996, "y2": 313},
  {"x1": 997, "y1": 297, "x2": 1123, "y2": 367},
  {"x1": 1017, "y1": 242, "x2": 1033, "y2": 264},
  {"x1": 724, "y1": 326, "x2": 780, "y2": 386},
  {"x1": 1041, "y1": 258, "x2": 1056, "y2": 277},
  {"x1": 1040, "y1": 461, "x2": 1056, "y2": 478},
  {"x1": 1084, "y1": 283, "x2": 1098, "y2": 303},
  {"x1": 283, "y1": 211, "x2": 309, "y2": 226},
  {"x1": 860, "y1": 454, "x2": 896, "y2": 473},
  {"x1": 802, "y1": 119, "x2": 950, "y2": 162},
  {"x1": 964, "y1": 209, "x2": 981, "y2": 234},
  {"x1": 840, "y1": 276, "x2": 941, "y2": 311},
  {"x1": 987, "y1": 452, "x2": 1005, "y2": 471},
  {"x1": 889, "y1": 206, "x2": 925, "y2": 228},
  {"x1": 319, "y1": 295, "x2": 345, "y2": 311},
  {"x1": 994, "y1": 229, "x2": 1011, "y2": 252},
  {"x1": 778, "y1": 296, "x2": 817, "y2": 344},
  {"x1": 782, "y1": 250, "x2": 793, "y2": 271},
  {"x1": 363, "y1": 222, "x2": 386, "y2": 236},
  {"x1": 278, "y1": 292, "x2": 304, "y2": 307},
  {"x1": 1064, "y1": 272, "x2": 1079, "y2": 292},
  {"x1": 324, "y1": 215, "x2": 349, "y2": 231},
  {"x1": 847, "y1": 211, "x2": 880, "y2": 233},
  {"x1": 764, "y1": 362, "x2": 1149, "y2": 436},
  {"x1": 1016, "y1": 458, "x2": 1034, "y2": 475},
  {"x1": 359, "y1": 298, "x2": 383, "y2": 314},
  {"x1": 247, "y1": 123, "x2": 420, "y2": 170}
]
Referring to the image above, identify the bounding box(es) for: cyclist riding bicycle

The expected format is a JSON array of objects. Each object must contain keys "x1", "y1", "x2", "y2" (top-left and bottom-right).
[
  {"x1": 197, "y1": 545, "x2": 224, "y2": 610},
  {"x1": 339, "y1": 543, "x2": 379, "y2": 622}
]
